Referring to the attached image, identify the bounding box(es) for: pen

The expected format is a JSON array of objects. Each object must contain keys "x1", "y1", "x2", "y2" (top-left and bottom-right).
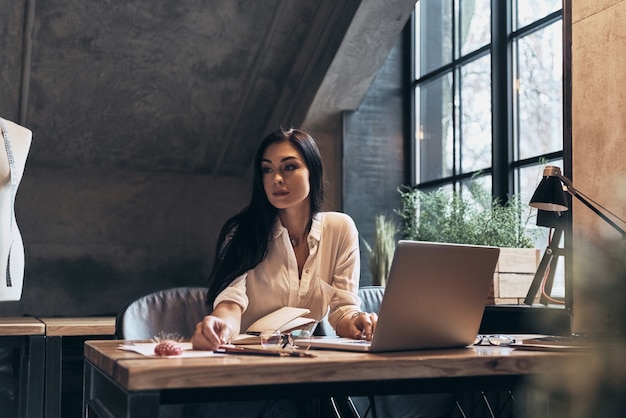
[{"x1": 218, "y1": 345, "x2": 316, "y2": 358}]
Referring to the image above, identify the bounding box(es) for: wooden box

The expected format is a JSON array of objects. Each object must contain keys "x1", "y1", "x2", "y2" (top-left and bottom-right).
[{"x1": 487, "y1": 248, "x2": 541, "y2": 305}]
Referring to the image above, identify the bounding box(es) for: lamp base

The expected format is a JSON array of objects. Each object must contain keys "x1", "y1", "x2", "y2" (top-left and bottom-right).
[{"x1": 524, "y1": 227, "x2": 566, "y2": 305}]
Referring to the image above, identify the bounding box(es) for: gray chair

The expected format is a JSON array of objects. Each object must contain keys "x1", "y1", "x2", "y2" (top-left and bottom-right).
[
  {"x1": 116, "y1": 286, "x2": 211, "y2": 418},
  {"x1": 315, "y1": 285, "x2": 385, "y2": 338},
  {"x1": 358, "y1": 286, "x2": 385, "y2": 315},
  {"x1": 116, "y1": 285, "x2": 384, "y2": 341},
  {"x1": 116, "y1": 286, "x2": 210, "y2": 340}
]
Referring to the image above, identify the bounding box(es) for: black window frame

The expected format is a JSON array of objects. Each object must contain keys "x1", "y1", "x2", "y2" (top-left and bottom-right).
[
  {"x1": 411, "y1": 1, "x2": 564, "y2": 203},
  {"x1": 410, "y1": 0, "x2": 572, "y2": 308}
]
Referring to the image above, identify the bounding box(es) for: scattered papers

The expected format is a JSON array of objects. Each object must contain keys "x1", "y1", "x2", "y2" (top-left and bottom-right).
[{"x1": 118, "y1": 342, "x2": 220, "y2": 358}]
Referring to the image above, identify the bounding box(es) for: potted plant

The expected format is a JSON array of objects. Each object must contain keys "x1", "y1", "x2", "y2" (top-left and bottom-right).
[
  {"x1": 396, "y1": 180, "x2": 541, "y2": 304},
  {"x1": 361, "y1": 214, "x2": 397, "y2": 287}
]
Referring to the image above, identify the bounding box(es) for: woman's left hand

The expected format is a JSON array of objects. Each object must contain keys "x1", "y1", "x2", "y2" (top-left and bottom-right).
[{"x1": 349, "y1": 311, "x2": 378, "y2": 341}]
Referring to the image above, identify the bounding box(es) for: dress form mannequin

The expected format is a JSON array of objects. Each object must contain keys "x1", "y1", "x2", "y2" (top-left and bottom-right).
[{"x1": 0, "y1": 117, "x2": 32, "y2": 301}]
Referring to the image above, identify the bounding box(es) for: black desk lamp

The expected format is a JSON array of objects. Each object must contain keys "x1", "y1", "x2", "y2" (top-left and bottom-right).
[
  {"x1": 524, "y1": 165, "x2": 626, "y2": 305},
  {"x1": 529, "y1": 166, "x2": 625, "y2": 237}
]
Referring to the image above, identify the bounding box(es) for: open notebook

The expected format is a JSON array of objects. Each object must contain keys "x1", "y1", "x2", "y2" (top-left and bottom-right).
[{"x1": 307, "y1": 240, "x2": 500, "y2": 352}]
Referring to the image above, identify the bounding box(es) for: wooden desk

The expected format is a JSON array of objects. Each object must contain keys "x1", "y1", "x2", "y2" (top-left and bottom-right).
[
  {"x1": 83, "y1": 339, "x2": 583, "y2": 418},
  {"x1": 39, "y1": 317, "x2": 116, "y2": 418},
  {"x1": 41, "y1": 317, "x2": 116, "y2": 337},
  {"x1": 0, "y1": 317, "x2": 45, "y2": 418},
  {"x1": 0, "y1": 316, "x2": 45, "y2": 336}
]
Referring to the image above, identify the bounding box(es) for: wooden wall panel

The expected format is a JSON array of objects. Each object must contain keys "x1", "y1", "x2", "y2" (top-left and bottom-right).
[{"x1": 571, "y1": 0, "x2": 626, "y2": 334}]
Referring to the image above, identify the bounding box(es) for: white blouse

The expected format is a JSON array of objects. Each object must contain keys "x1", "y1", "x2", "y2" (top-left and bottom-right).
[{"x1": 214, "y1": 211, "x2": 362, "y2": 332}]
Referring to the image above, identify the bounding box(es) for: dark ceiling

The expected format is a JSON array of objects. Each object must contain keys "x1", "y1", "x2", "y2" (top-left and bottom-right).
[{"x1": 1, "y1": 0, "x2": 415, "y2": 176}]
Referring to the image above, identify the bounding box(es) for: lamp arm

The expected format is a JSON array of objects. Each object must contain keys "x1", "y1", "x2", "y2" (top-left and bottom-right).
[
  {"x1": 564, "y1": 187, "x2": 626, "y2": 237},
  {"x1": 556, "y1": 173, "x2": 575, "y2": 192},
  {"x1": 555, "y1": 173, "x2": 626, "y2": 237}
]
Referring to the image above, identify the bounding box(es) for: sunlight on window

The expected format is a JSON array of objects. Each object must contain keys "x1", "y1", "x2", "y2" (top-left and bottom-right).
[
  {"x1": 413, "y1": 0, "x2": 565, "y2": 301},
  {"x1": 516, "y1": 21, "x2": 563, "y2": 160}
]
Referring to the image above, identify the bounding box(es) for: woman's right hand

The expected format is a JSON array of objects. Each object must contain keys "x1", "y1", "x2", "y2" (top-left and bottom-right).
[
  {"x1": 191, "y1": 302, "x2": 242, "y2": 351},
  {"x1": 191, "y1": 315, "x2": 233, "y2": 351}
]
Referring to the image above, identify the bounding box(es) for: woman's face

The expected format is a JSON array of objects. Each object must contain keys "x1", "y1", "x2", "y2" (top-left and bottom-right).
[{"x1": 261, "y1": 141, "x2": 311, "y2": 211}]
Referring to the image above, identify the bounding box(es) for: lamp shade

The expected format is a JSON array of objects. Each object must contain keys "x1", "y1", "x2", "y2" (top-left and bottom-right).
[{"x1": 529, "y1": 176, "x2": 569, "y2": 212}]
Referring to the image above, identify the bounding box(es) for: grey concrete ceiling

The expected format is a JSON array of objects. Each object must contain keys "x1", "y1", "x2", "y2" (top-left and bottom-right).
[{"x1": 1, "y1": 0, "x2": 415, "y2": 176}]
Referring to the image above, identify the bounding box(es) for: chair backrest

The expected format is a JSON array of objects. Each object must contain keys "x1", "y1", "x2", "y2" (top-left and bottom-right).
[
  {"x1": 358, "y1": 286, "x2": 385, "y2": 314},
  {"x1": 315, "y1": 286, "x2": 386, "y2": 337},
  {"x1": 116, "y1": 286, "x2": 385, "y2": 339},
  {"x1": 115, "y1": 286, "x2": 210, "y2": 340}
]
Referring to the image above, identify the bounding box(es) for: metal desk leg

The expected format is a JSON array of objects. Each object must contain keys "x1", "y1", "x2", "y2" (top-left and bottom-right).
[
  {"x1": 45, "y1": 335, "x2": 63, "y2": 418},
  {"x1": 83, "y1": 360, "x2": 161, "y2": 418},
  {"x1": 330, "y1": 396, "x2": 361, "y2": 418},
  {"x1": 17, "y1": 335, "x2": 45, "y2": 418},
  {"x1": 82, "y1": 359, "x2": 90, "y2": 418}
]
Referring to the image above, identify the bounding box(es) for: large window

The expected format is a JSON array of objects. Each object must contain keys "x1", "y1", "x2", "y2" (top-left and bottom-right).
[{"x1": 413, "y1": 0, "x2": 564, "y2": 298}]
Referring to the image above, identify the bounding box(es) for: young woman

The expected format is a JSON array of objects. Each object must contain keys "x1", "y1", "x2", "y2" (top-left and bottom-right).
[{"x1": 191, "y1": 128, "x2": 377, "y2": 352}]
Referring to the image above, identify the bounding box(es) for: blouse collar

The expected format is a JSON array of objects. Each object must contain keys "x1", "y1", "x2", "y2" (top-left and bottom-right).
[{"x1": 272, "y1": 212, "x2": 322, "y2": 244}]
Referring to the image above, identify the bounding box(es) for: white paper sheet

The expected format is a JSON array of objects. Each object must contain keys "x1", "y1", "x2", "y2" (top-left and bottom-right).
[{"x1": 118, "y1": 342, "x2": 220, "y2": 358}]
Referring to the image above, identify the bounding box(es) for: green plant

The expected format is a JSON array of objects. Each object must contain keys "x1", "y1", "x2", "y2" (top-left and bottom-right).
[
  {"x1": 362, "y1": 214, "x2": 397, "y2": 286},
  {"x1": 396, "y1": 181, "x2": 537, "y2": 248}
]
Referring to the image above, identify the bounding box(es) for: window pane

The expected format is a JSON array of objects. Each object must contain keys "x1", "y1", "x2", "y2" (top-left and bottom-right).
[
  {"x1": 459, "y1": 0, "x2": 491, "y2": 56},
  {"x1": 462, "y1": 173, "x2": 492, "y2": 197},
  {"x1": 460, "y1": 54, "x2": 492, "y2": 173},
  {"x1": 516, "y1": 21, "x2": 562, "y2": 160},
  {"x1": 416, "y1": 0, "x2": 453, "y2": 77},
  {"x1": 416, "y1": 73, "x2": 454, "y2": 183},
  {"x1": 515, "y1": 0, "x2": 562, "y2": 30}
]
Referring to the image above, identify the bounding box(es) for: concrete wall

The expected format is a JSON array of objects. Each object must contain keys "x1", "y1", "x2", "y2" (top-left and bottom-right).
[
  {"x1": 0, "y1": 1, "x2": 347, "y2": 316},
  {"x1": 3, "y1": 167, "x2": 248, "y2": 316}
]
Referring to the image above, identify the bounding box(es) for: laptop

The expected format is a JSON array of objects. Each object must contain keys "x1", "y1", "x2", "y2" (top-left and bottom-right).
[{"x1": 307, "y1": 240, "x2": 500, "y2": 352}]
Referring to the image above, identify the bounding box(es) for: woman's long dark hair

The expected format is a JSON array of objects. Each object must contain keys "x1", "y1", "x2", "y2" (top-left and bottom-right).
[{"x1": 206, "y1": 128, "x2": 326, "y2": 308}]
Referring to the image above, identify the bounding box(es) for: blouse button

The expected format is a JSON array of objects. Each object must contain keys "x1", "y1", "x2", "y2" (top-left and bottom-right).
[{"x1": 305, "y1": 269, "x2": 309, "y2": 274}]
